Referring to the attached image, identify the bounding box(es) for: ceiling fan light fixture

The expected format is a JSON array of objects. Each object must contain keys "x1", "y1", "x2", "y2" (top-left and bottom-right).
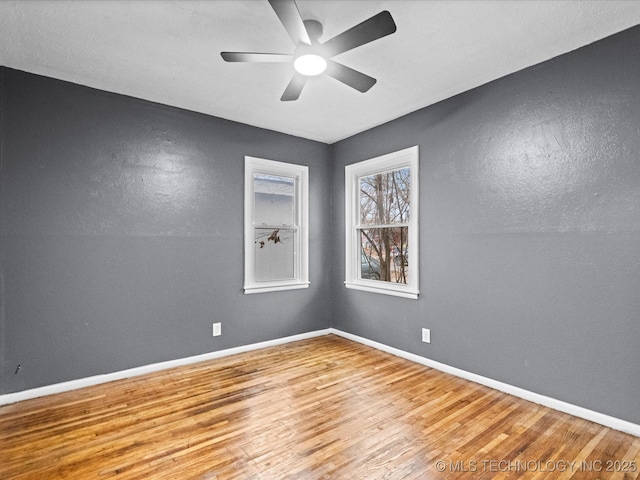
[
  {"x1": 294, "y1": 52, "x2": 327, "y2": 76},
  {"x1": 221, "y1": 1, "x2": 397, "y2": 100}
]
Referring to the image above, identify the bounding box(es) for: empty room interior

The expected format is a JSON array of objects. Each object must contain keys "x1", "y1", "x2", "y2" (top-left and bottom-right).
[{"x1": 1, "y1": 1, "x2": 640, "y2": 478}]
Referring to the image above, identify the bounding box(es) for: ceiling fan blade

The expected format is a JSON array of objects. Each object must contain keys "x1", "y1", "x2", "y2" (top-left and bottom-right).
[
  {"x1": 268, "y1": 0, "x2": 311, "y2": 46},
  {"x1": 221, "y1": 52, "x2": 293, "y2": 62},
  {"x1": 321, "y1": 11, "x2": 396, "y2": 58},
  {"x1": 325, "y1": 60, "x2": 377, "y2": 93},
  {"x1": 281, "y1": 73, "x2": 307, "y2": 101}
]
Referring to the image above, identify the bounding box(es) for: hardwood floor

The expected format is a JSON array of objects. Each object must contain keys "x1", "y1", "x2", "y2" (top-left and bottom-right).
[{"x1": 1, "y1": 334, "x2": 638, "y2": 479}]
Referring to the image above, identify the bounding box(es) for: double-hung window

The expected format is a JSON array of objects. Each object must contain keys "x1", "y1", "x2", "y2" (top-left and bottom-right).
[
  {"x1": 345, "y1": 146, "x2": 419, "y2": 299},
  {"x1": 244, "y1": 156, "x2": 309, "y2": 294}
]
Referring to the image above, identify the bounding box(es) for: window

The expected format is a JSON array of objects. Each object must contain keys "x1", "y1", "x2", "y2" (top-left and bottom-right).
[
  {"x1": 244, "y1": 156, "x2": 309, "y2": 294},
  {"x1": 345, "y1": 146, "x2": 419, "y2": 299}
]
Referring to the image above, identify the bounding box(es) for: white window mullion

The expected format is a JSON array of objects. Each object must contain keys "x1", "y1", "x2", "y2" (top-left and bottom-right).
[{"x1": 355, "y1": 223, "x2": 410, "y2": 229}]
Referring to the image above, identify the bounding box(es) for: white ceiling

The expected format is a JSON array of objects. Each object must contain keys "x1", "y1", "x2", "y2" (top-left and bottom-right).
[{"x1": 1, "y1": 0, "x2": 640, "y2": 144}]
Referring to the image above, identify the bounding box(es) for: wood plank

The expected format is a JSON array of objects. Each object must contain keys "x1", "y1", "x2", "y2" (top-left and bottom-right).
[{"x1": 0, "y1": 335, "x2": 638, "y2": 479}]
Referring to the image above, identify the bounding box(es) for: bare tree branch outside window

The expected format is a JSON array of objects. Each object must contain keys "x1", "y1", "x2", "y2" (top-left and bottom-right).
[{"x1": 358, "y1": 167, "x2": 410, "y2": 284}]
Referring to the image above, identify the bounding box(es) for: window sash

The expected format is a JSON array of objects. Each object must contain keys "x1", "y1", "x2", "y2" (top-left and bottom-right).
[
  {"x1": 254, "y1": 227, "x2": 297, "y2": 282},
  {"x1": 358, "y1": 167, "x2": 411, "y2": 226},
  {"x1": 358, "y1": 226, "x2": 410, "y2": 284}
]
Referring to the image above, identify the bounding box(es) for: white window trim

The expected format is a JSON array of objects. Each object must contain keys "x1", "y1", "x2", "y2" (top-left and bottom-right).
[
  {"x1": 345, "y1": 146, "x2": 419, "y2": 299},
  {"x1": 244, "y1": 156, "x2": 309, "y2": 294}
]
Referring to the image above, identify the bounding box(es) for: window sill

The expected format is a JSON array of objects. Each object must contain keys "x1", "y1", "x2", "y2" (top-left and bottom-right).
[
  {"x1": 244, "y1": 282, "x2": 310, "y2": 295},
  {"x1": 344, "y1": 281, "x2": 419, "y2": 300}
]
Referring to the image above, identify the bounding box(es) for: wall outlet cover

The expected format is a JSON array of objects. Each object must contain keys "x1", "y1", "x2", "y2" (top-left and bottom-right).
[{"x1": 422, "y1": 328, "x2": 431, "y2": 343}]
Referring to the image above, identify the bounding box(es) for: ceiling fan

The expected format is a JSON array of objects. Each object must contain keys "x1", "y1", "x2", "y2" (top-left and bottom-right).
[{"x1": 221, "y1": 0, "x2": 396, "y2": 101}]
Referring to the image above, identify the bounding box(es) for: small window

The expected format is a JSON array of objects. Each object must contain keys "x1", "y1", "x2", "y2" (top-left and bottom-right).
[
  {"x1": 244, "y1": 156, "x2": 309, "y2": 294},
  {"x1": 345, "y1": 146, "x2": 419, "y2": 299}
]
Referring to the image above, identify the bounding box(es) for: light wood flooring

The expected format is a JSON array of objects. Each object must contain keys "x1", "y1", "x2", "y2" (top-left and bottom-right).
[{"x1": 1, "y1": 334, "x2": 639, "y2": 479}]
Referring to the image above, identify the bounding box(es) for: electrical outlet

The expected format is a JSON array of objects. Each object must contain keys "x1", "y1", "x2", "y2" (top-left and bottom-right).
[
  {"x1": 212, "y1": 323, "x2": 222, "y2": 337},
  {"x1": 422, "y1": 328, "x2": 431, "y2": 344}
]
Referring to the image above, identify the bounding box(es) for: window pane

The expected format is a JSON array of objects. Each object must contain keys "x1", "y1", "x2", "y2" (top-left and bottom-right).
[
  {"x1": 254, "y1": 228, "x2": 295, "y2": 281},
  {"x1": 359, "y1": 227, "x2": 409, "y2": 284},
  {"x1": 359, "y1": 167, "x2": 410, "y2": 225},
  {"x1": 254, "y1": 173, "x2": 295, "y2": 226}
]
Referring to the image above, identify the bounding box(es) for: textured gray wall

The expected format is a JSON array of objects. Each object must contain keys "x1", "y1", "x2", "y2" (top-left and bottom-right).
[
  {"x1": 0, "y1": 68, "x2": 332, "y2": 394},
  {"x1": 331, "y1": 26, "x2": 640, "y2": 424}
]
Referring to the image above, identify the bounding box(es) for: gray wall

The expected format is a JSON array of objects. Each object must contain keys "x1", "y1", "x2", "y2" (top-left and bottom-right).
[
  {"x1": 0, "y1": 68, "x2": 333, "y2": 394},
  {"x1": 331, "y1": 26, "x2": 640, "y2": 425}
]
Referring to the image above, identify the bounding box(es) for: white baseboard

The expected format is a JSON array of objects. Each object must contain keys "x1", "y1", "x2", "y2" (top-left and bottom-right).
[
  {"x1": 0, "y1": 329, "x2": 331, "y2": 407},
  {"x1": 329, "y1": 328, "x2": 640, "y2": 438},
  {"x1": 2, "y1": 327, "x2": 638, "y2": 438}
]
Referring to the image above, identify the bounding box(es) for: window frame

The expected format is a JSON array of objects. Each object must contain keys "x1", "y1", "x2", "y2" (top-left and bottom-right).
[
  {"x1": 244, "y1": 156, "x2": 309, "y2": 294},
  {"x1": 344, "y1": 146, "x2": 419, "y2": 299}
]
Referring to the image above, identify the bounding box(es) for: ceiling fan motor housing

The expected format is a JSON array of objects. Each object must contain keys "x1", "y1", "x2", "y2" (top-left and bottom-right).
[{"x1": 302, "y1": 19, "x2": 323, "y2": 44}]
